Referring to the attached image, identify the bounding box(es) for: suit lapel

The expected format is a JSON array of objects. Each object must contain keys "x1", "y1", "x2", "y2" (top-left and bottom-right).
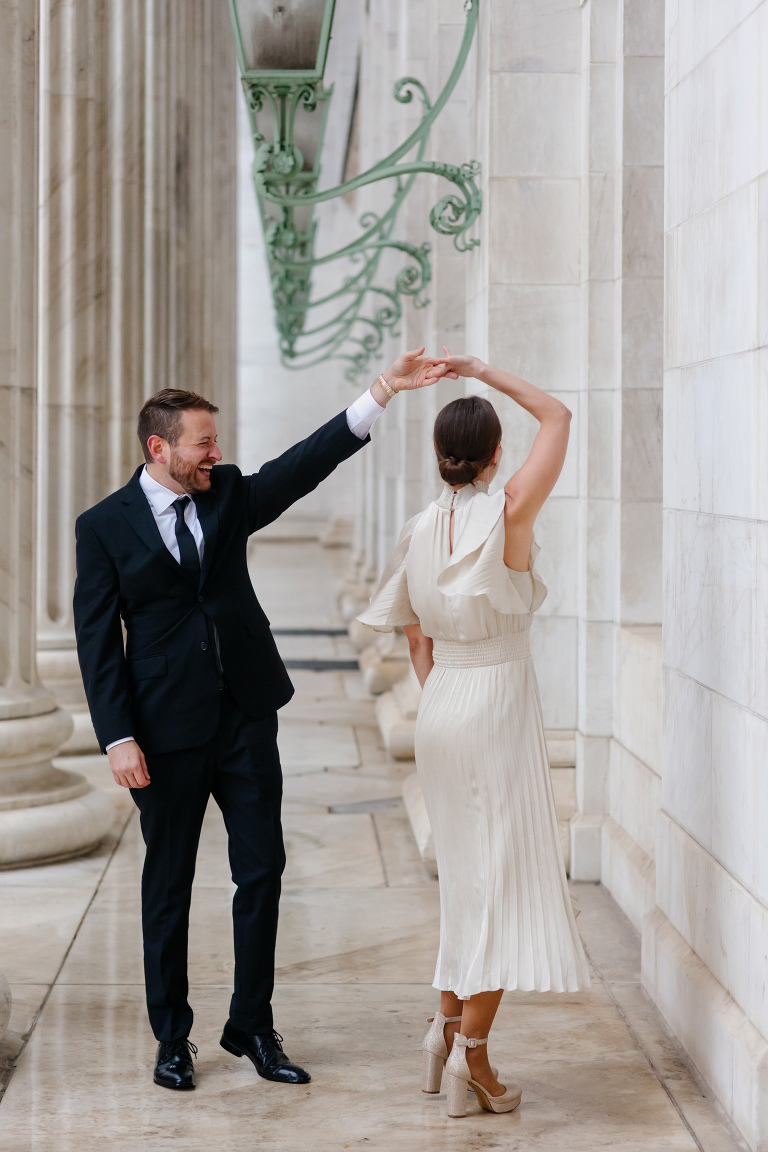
[
  {"x1": 195, "y1": 486, "x2": 219, "y2": 589},
  {"x1": 120, "y1": 467, "x2": 187, "y2": 579}
]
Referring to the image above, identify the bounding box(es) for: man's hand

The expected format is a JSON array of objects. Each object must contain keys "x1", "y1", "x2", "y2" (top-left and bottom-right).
[
  {"x1": 382, "y1": 347, "x2": 447, "y2": 392},
  {"x1": 107, "y1": 739, "x2": 151, "y2": 789}
]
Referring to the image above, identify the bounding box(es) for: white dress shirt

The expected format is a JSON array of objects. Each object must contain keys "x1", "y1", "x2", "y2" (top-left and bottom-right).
[{"x1": 105, "y1": 389, "x2": 386, "y2": 752}]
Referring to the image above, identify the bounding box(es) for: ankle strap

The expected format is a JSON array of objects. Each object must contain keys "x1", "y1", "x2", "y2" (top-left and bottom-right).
[
  {"x1": 426, "y1": 1015, "x2": 462, "y2": 1024},
  {"x1": 455, "y1": 1034, "x2": 488, "y2": 1048}
]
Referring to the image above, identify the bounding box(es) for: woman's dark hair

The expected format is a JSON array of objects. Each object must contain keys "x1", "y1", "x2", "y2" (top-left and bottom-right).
[
  {"x1": 137, "y1": 388, "x2": 219, "y2": 463},
  {"x1": 433, "y1": 395, "x2": 502, "y2": 485}
]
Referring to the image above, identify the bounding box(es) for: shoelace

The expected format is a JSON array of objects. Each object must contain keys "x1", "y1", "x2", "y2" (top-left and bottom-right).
[
  {"x1": 269, "y1": 1030, "x2": 284, "y2": 1051},
  {"x1": 162, "y1": 1038, "x2": 198, "y2": 1060}
]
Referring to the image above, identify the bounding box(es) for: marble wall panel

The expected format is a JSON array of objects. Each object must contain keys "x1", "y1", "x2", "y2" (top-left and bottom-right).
[
  {"x1": 760, "y1": 178, "x2": 768, "y2": 353},
  {"x1": 710, "y1": 695, "x2": 768, "y2": 905},
  {"x1": 588, "y1": 62, "x2": 617, "y2": 172},
  {"x1": 489, "y1": 0, "x2": 581, "y2": 74},
  {"x1": 585, "y1": 498, "x2": 616, "y2": 621},
  {"x1": 531, "y1": 615, "x2": 578, "y2": 730},
  {"x1": 620, "y1": 276, "x2": 663, "y2": 390},
  {"x1": 665, "y1": 182, "x2": 759, "y2": 370},
  {"x1": 588, "y1": 171, "x2": 617, "y2": 282},
  {"x1": 620, "y1": 389, "x2": 662, "y2": 500},
  {"x1": 621, "y1": 166, "x2": 664, "y2": 279},
  {"x1": 622, "y1": 55, "x2": 664, "y2": 169},
  {"x1": 586, "y1": 390, "x2": 617, "y2": 501},
  {"x1": 662, "y1": 666, "x2": 713, "y2": 854},
  {"x1": 756, "y1": 522, "x2": 768, "y2": 720},
  {"x1": 609, "y1": 740, "x2": 660, "y2": 861},
  {"x1": 486, "y1": 285, "x2": 581, "y2": 394},
  {"x1": 616, "y1": 626, "x2": 662, "y2": 775},
  {"x1": 623, "y1": 0, "x2": 665, "y2": 57},
  {"x1": 491, "y1": 72, "x2": 581, "y2": 177},
  {"x1": 619, "y1": 499, "x2": 662, "y2": 624},
  {"x1": 586, "y1": 280, "x2": 619, "y2": 390},
  {"x1": 671, "y1": 0, "x2": 764, "y2": 91},
  {"x1": 534, "y1": 497, "x2": 579, "y2": 618},
  {"x1": 589, "y1": 0, "x2": 618, "y2": 65},
  {"x1": 488, "y1": 178, "x2": 581, "y2": 286},
  {"x1": 663, "y1": 510, "x2": 756, "y2": 710},
  {"x1": 665, "y1": 351, "x2": 760, "y2": 520},
  {"x1": 666, "y1": 12, "x2": 763, "y2": 232},
  {"x1": 655, "y1": 812, "x2": 768, "y2": 1045},
  {"x1": 577, "y1": 618, "x2": 614, "y2": 735}
]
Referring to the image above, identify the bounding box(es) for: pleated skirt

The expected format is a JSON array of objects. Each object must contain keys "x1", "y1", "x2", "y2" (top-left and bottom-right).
[{"x1": 415, "y1": 652, "x2": 590, "y2": 998}]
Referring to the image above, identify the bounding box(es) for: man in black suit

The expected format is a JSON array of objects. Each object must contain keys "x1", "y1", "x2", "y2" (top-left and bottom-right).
[{"x1": 73, "y1": 349, "x2": 444, "y2": 1090}]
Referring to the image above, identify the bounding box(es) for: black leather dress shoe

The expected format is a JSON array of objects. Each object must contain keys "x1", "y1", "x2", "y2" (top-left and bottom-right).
[
  {"x1": 220, "y1": 1022, "x2": 311, "y2": 1084},
  {"x1": 154, "y1": 1037, "x2": 197, "y2": 1090}
]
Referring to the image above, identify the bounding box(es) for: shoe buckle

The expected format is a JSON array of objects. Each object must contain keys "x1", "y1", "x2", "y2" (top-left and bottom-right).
[{"x1": 467, "y1": 1037, "x2": 477, "y2": 1048}]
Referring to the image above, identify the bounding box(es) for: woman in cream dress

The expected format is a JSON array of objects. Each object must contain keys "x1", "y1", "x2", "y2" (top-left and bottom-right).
[{"x1": 359, "y1": 351, "x2": 589, "y2": 1118}]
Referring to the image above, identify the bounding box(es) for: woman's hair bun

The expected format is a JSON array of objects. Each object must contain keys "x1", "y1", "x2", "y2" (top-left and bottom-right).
[
  {"x1": 433, "y1": 395, "x2": 502, "y2": 487},
  {"x1": 437, "y1": 456, "x2": 481, "y2": 485}
]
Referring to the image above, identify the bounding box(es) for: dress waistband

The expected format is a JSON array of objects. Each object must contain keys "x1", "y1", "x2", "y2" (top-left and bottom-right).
[{"x1": 431, "y1": 631, "x2": 531, "y2": 668}]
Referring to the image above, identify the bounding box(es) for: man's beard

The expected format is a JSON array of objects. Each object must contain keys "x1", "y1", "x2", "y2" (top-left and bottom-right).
[{"x1": 167, "y1": 449, "x2": 213, "y2": 494}]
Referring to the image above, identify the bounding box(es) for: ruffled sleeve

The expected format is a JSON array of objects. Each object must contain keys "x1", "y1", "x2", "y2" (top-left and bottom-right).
[
  {"x1": 436, "y1": 489, "x2": 547, "y2": 615},
  {"x1": 356, "y1": 512, "x2": 422, "y2": 633}
]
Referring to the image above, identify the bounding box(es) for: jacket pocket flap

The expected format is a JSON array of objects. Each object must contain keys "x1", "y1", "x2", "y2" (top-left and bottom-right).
[{"x1": 130, "y1": 654, "x2": 167, "y2": 681}]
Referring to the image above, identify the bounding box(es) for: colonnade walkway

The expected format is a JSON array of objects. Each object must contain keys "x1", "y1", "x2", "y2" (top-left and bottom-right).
[{"x1": 0, "y1": 537, "x2": 742, "y2": 1151}]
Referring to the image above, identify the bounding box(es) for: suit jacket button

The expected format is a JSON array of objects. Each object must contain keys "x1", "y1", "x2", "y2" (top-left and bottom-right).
[
  {"x1": 198, "y1": 594, "x2": 204, "y2": 603},
  {"x1": 200, "y1": 641, "x2": 208, "y2": 651}
]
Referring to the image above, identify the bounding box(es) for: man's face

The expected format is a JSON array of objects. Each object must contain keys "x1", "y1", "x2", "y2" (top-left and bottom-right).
[{"x1": 164, "y1": 410, "x2": 222, "y2": 493}]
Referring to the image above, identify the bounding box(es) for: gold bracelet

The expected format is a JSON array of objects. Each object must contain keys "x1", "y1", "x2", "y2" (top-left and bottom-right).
[{"x1": 377, "y1": 374, "x2": 397, "y2": 400}]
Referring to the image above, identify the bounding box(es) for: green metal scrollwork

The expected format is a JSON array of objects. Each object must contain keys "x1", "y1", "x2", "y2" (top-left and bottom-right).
[{"x1": 237, "y1": 0, "x2": 481, "y2": 380}]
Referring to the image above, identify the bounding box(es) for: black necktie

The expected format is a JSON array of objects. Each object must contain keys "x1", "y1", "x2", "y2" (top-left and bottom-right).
[{"x1": 172, "y1": 497, "x2": 201, "y2": 581}]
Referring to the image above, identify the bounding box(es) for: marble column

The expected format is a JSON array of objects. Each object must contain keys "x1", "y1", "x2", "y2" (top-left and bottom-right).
[
  {"x1": 36, "y1": 0, "x2": 238, "y2": 751},
  {"x1": 0, "y1": 0, "x2": 113, "y2": 867},
  {"x1": 36, "y1": 0, "x2": 108, "y2": 753}
]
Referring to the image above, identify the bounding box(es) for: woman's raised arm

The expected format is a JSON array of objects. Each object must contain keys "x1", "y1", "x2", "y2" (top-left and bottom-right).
[{"x1": 429, "y1": 350, "x2": 571, "y2": 570}]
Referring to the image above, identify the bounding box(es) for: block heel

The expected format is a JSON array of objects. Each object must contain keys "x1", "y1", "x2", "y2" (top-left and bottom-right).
[
  {"x1": 445, "y1": 1070, "x2": 468, "y2": 1117},
  {"x1": 220, "y1": 1036, "x2": 243, "y2": 1058},
  {"x1": 422, "y1": 1048, "x2": 445, "y2": 1093}
]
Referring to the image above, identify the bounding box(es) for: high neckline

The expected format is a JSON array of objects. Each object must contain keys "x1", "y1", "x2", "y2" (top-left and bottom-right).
[{"x1": 436, "y1": 480, "x2": 490, "y2": 510}]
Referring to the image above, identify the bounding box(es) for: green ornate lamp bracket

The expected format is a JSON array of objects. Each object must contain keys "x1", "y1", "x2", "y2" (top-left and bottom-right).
[{"x1": 236, "y1": 0, "x2": 482, "y2": 381}]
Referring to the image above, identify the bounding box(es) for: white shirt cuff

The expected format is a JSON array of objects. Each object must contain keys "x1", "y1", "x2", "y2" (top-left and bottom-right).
[
  {"x1": 105, "y1": 736, "x2": 134, "y2": 752},
  {"x1": 346, "y1": 388, "x2": 386, "y2": 440}
]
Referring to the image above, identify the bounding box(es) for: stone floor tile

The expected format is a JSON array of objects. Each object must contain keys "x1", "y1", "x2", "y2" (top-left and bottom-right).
[
  {"x1": 0, "y1": 888, "x2": 101, "y2": 985},
  {"x1": 0, "y1": 984, "x2": 704, "y2": 1152},
  {"x1": 278, "y1": 720, "x2": 361, "y2": 771},
  {"x1": 282, "y1": 770, "x2": 402, "y2": 808}
]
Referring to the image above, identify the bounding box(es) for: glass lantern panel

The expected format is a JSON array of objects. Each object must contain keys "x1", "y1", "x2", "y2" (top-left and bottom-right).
[{"x1": 236, "y1": 0, "x2": 328, "y2": 72}]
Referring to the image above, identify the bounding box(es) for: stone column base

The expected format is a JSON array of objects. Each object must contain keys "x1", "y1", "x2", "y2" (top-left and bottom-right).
[
  {"x1": 0, "y1": 706, "x2": 113, "y2": 868},
  {"x1": 0, "y1": 785, "x2": 114, "y2": 869},
  {"x1": 359, "y1": 632, "x2": 411, "y2": 695},
  {"x1": 569, "y1": 813, "x2": 605, "y2": 881},
  {"x1": 402, "y1": 772, "x2": 437, "y2": 878}
]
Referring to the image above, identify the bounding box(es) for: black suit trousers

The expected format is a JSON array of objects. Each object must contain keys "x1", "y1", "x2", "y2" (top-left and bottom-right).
[{"x1": 131, "y1": 687, "x2": 285, "y2": 1041}]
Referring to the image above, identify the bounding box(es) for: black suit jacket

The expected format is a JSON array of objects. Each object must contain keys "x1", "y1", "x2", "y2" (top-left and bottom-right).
[{"x1": 73, "y1": 412, "x2": 367, "y2": 755}]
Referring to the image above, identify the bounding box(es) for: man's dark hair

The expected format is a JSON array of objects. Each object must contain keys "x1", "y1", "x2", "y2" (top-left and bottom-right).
[{"x1": 137, "y1": 389, "x2": 219, "y2": 463}]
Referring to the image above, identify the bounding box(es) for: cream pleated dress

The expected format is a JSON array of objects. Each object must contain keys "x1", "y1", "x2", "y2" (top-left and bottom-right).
[{"x1": 358, "y1": 481, "x2": 590, "y2": 998}]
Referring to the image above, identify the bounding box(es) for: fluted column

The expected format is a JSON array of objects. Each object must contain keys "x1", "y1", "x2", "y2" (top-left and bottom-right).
[
  {"x1": 37, "y1": 0, "x2": 238, "y2": 751},
  {"x1": 36, "y1": 0, "x2": 108, "y2": 752},
  {"x1": 0, "y1": 0, "x2": 113, "y2": 867}
]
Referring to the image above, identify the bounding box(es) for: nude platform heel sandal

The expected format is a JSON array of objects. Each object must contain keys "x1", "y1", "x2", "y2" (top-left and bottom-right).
[
  {"x1": 421, "y1": 1012, "x2": 462, "y2": 1093},
  {"x1": 444, "y1": 1035, "x2": 522, "y2": 1118}
]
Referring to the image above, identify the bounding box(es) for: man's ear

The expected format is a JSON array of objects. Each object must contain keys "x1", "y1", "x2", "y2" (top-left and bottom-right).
[{"x1": 147, "y1": 434, "x2": 169, "y2": 465}]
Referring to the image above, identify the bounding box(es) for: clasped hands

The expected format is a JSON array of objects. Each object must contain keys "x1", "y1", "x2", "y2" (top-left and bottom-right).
[{"x1": 375, "y1": 346, "x2": 484, "y2": 399}]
